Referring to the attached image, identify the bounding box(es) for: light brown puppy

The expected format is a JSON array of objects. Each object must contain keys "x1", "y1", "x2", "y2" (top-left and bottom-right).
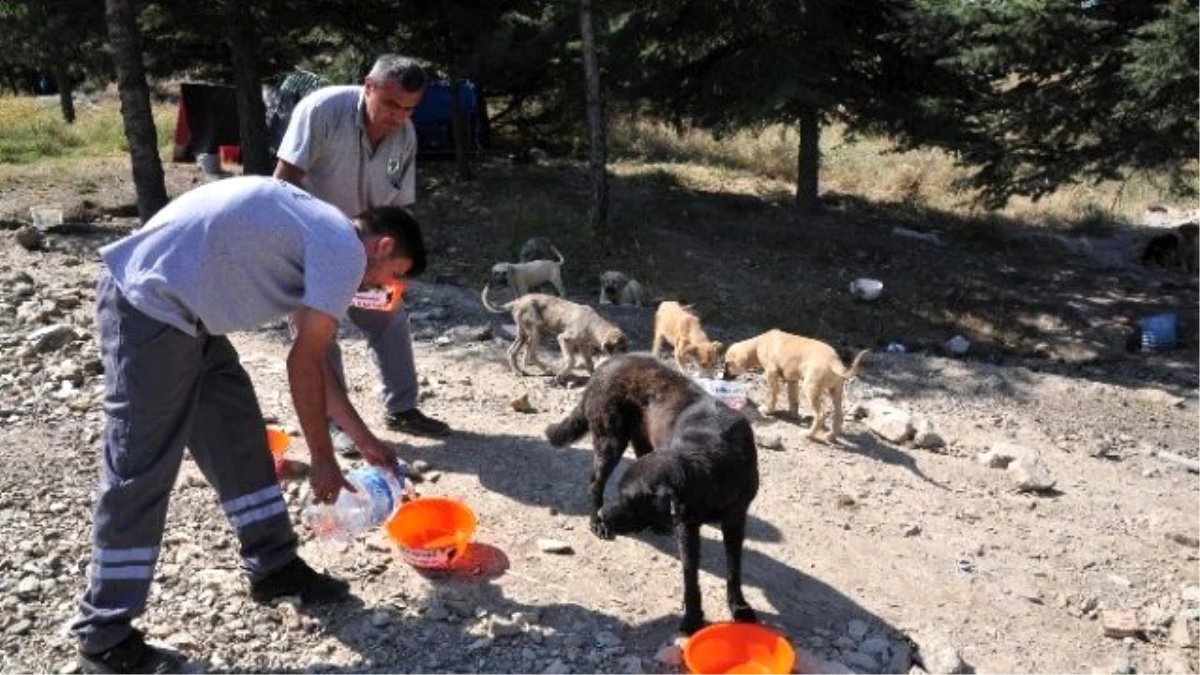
[
  {"x1": 482, "y1": 285, "x2": 628, "y2": 383},
  {"x1": 651, "y1": 301, "x2": 724, "y2": 376},
  {"x1": 723, "y1": 329, "x2": 868, "y2": 441}
]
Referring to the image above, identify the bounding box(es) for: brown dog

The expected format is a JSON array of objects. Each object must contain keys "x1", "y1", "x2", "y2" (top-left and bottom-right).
[
  {"x1": 652, "y1": 301, "x2": 724, "y2": 376},
  {"x1": 723, "y1": 329, "x2": 868, "y2": 441},
  {"x1": 482, "y1": 285, "x2": 628, "y2": 382}
]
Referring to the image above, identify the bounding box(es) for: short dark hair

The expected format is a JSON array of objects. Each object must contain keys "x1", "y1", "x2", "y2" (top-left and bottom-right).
[
  {"x1": 367, "y1": 54, "x2": 427, "y2": 93},
  {"x1": 356, "y1": 206, "x2": 427, "y2": 277}
]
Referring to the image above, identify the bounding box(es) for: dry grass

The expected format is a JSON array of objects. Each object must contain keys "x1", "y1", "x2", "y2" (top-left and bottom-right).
[
  {"x1": 0, "y1": 95, "x2": 175, "y2": 165},
  {"x1": 609, "y1": 116, "x2": 1196, "y2": 227}
]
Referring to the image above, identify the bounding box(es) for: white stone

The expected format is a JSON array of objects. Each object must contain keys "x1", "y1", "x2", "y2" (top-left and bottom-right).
[
  {"x1": 1010, "y1": 456, "x2": 1056, "y2": 493},
  {"x1": 537, "y1": 538, "x2": 574, "y2": 555}
]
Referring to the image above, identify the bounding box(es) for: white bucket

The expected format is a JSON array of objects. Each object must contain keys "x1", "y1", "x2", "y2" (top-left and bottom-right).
[
  {"x1": 695, "y1": 377, "x2": 748, "y2": 410},
  {"x1": 196, "y1": 153, "x2": 221, "y2": 175}
]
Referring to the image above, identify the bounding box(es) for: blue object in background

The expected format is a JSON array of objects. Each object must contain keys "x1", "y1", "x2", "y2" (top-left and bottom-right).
[
  {"x1": 411, "y1": 80, "x2": 488, "y2": 156},
  {"x1": 1138, "y1": 312, "x2": 1178, "y2": 352}
]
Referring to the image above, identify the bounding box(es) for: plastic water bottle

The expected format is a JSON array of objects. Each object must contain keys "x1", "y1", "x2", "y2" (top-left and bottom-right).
[{"x1": 304, "y1": 462, "x2": 409, "y2": 544}]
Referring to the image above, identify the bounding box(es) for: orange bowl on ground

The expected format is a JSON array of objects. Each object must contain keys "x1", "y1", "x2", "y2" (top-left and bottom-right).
[
  {"x1": 384, "y1": 497, "x2": 477, "y2": 569},
  {"x1": 265, "y1": 426, "x2": 291, "y2": 457},
  {"x1": 684, "y1": 623, "x2": 796, "y2": 675}
]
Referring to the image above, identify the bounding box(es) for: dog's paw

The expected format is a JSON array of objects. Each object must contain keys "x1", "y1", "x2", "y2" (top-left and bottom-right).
[
  {"x1": 731, "y1": 604, "x2": 758, "y2": 623},
  {"x1": 590, "y1": 515, "x2": 614, "y2": 541},
  {"x1": 679, "y1": 614, "x2": 708, "y2": 636}
]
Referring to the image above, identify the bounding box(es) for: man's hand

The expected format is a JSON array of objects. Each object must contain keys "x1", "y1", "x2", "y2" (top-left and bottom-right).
[
  {"x1": 310, "y1": 453, "x2": 354, "y2": 504},
  {"x1": 356, "y1": 435, "x2": 409, "y2": 478}
]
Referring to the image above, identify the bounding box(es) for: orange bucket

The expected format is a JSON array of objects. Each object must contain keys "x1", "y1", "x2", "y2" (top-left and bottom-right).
[
  {"x1": 265, "y1": 426, "x2": 290, "y2": 476},
  {"x1": 218, "y1": 144, "x2": 241, "y2": 165},
  {"x1": 384, "y1": 497, "x2": 476, "y2": 570},
  {"x1": 684, "y1": 623, "x2": 796, "y2": 674}
]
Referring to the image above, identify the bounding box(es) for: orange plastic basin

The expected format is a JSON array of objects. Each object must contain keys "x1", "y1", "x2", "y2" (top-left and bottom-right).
[
  {"x1": 384, "y1": 497, "x2": 477, "y2": 569},
  {"x1": 684, "y1": 623, "x2": 796, "y2": 675},
  {"x1": 265, "y1": 426, "x2": 290, "y2": 457}
]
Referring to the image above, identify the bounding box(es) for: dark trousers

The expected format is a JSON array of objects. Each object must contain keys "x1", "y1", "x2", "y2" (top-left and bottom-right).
[{"x1": 72, "y1": 271, "x2": 297, "y2": 654}]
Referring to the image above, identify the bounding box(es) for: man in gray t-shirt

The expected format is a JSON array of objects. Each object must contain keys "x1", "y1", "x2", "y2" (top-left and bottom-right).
[
  {"x1": 71, "y1": 176, "x2": 427, "y2": 674},
  {"x1": 275, "y1": 53, "x2": 450, "y2": 440}
]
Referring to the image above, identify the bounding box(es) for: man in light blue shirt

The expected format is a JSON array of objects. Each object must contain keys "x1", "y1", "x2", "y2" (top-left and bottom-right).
[
  {"x1": 275, "y1": 54, "x2": 449, "y2": 441},
  {"x1": 71, "y1": 177, "x2": 427, "y2": 673}
]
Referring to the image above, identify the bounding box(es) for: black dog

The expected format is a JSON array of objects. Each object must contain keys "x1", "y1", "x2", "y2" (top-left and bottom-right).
[{"x1": 545, "y1": 353, "x2": 759, "y2": 634}]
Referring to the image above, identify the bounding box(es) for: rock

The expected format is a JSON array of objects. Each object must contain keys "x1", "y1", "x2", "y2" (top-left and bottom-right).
[
  {"x1": 842, "y1": 650, "x2": 879, "y2": 671},
  {"x1": 654, "y1": 643, "x2": 683, "y2": 667},
  {"x1": 1165, "y1": 531, "x2": 1200, "y2": 548},
  {"x1": 1100, "y1": 609, "x2": 1143, "y2": 639},
  {"x1": 1010, "y1": 456, "x2": 1056, "y2": 493},
  {"x1": 8, "y1": 619, "x2": 33, "y2": 635},
  {"x1": 756, "y1": 433, "x2": 784, "y2": 451},
  {"x1": 866, "y1": 404, "x2": 915, "y2": 444},
  {"x1": 977, "y1": 442, "x2": 1032, "y2": 469},
  {"x1": 859, "y1": 637, "x2": 891, "y2": 655},
  {"x1": 27, "y1": 324, "x2": 77, "y2": 353},
  {"x1": 1108, "y1": 655, "x2": 1136, "y2": 675},
  {"x1": 945, "y1": 335, "x2": 970, "y2": 356},
  {"x1": 542, "y1": 658, "x2": 571, "y2": 674},
  {"x1": 488, "y1": 614, "x2": 524, "y2": 637},
  {"x1": 537, "y1": 538, "x2": 574, "y2": 555},
  {"x1": 511, "y1": 393, "x2": 537, "y2": 414},
  {"x1": 847, "y1": 619, "x2": 870, "y2": 641},
  {"x1": 1169, "y1": 616, "x2": 1194, "y2": 648},
  {"x1": 912, "y1": 419, "x2": 946, "y2": 450},
  {"x1": 795, "y1": 648, "x2": 856, "y2": 675},
  {"x1": 165, "y1": 632, "x2": 197, "y2": 649},
  {"x1": 902, "y1": 523, "x2": 922, "y2": 537},
  {"x1": 16, "y1": 226, "x2": 44, "y2": 251},
  {"x1": 57, "y1": 660, "x2": 82, "y2": 675},
  {"x1": 442, "y1": 324, "x2": 491, "y2": 342},
  {"x1": 370, "y1": 611, "x2": 391, "y2": 628},
  {"x1": 889, "y1": 640, "x2": 915, "y2": 673},
  {"x1": 615, "y1": 655, "x2": 642, "y2": 674},
  {"x1": 595, "y1": 630, "x2": 622, "y2": 647},
  {"x1": 16, "y1": 576, "x2": 40, "y2": 598},
  {"x1": 1182, "y1": 585, "x2": 1200, "y2": 603},
  {"x1": 919, "y1": 635, "x2": 969, "y2": 675}
]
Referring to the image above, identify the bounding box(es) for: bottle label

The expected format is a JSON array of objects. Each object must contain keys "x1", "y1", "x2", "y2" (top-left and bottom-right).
[{"x1": 350, "y1": 468, "x2": 395, "y2": 525}]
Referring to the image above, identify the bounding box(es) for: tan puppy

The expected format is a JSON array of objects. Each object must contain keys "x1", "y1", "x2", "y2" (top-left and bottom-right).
[
  {"x1": 491, "y1": 245, "x2": 566, "y2": 297},
  {"x1": 598, "y1": 271, "x2": 648, "y2": 307},
  {"x1": 723, "y1": 329, "x2": 868, "y2": 441},
  {"x1": 651, "y1": 301, "x2": 724, "y2": 376},
  {"x1": 482, "y1": 285, "x2": 628, "y2": 382}
]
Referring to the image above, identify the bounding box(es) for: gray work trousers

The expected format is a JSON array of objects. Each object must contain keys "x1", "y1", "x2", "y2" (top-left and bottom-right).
[
  {"x1": 318, "y1": 303, "x2": 419, "y2": 415},
  {"x1": 73, "y1": 272, "x2": 297, "y2": 654}
]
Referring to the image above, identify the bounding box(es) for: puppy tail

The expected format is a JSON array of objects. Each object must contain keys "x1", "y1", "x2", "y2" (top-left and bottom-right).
[
  {"x1": 551, "y1": 245, "x2": 566, "y2": 265},
  {"x1": 480, "y1": 284, "x2": 508, "y2": 314},
  {"x1": 832, "y1": 349, "x2": 869, "y2": 381},
  {"x1": 545, "y1": 401, "x2": 589, "y2": 447}
]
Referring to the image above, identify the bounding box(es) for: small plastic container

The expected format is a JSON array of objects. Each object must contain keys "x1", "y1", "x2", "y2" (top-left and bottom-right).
[
  {"x1": 265, "y1": 426, "x2": 290, "y2": 476},
  {"x1": 849, "y1": 278, "x2": 883, "y2": 301},
  {"x1": 684, "y1": 623, "x2": 796, "y2": 675},
  {"x1": 384, "y1": 497, "x2": 477, "y2": 570},
  {"x1": 218, "y1": 144, "x2": 241, "y2": 165},
  {"x1": 304, "y1": 464, "x2": 410, "y2": 545},
  {"x1": 196, "y1": 153, "x2": 221, "y2": 175},
  {"x1": 1139, "y1": 313, "x2": 1178, "y2": 352},
  {"x1": 695, "y1": 377, "x2": 748, "y2": 410}
]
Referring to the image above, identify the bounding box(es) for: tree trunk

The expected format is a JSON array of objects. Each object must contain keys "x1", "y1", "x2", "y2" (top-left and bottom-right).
[
  {"x1": 580, "y1": 0, "x2": 611, "y2": 252},
  {"x1": 105, "y1": 0, "x2": 168, "y2": 223},
  {"x1": 795, "y1": 103, "x2": 822, "y2": 214},
  {"x1": 53, "y1": 65, "x2": 75, "y2": 124},
  {"x1": 449, "y1": 76, "x2": 472, "y2": 180},
  {"x1": 224, "y1": 0, "x2": 271, "y2": 175}
]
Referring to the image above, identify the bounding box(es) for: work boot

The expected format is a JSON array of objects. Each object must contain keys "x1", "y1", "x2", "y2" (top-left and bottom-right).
[
  {"x1": 78, "y1": 630, "x2": 184, "y2": 674},
  {"x1": 249, "y1": 557, "x2": 350, "y2": 605},
  {"x1": 385, "y1": 409, "x2": 450, "y2": 438}
]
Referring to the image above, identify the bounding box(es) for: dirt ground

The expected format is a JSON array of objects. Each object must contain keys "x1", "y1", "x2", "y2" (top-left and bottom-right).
[{"x1": 0, "y1": 157, "x2": 1197, "y2": 674}]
